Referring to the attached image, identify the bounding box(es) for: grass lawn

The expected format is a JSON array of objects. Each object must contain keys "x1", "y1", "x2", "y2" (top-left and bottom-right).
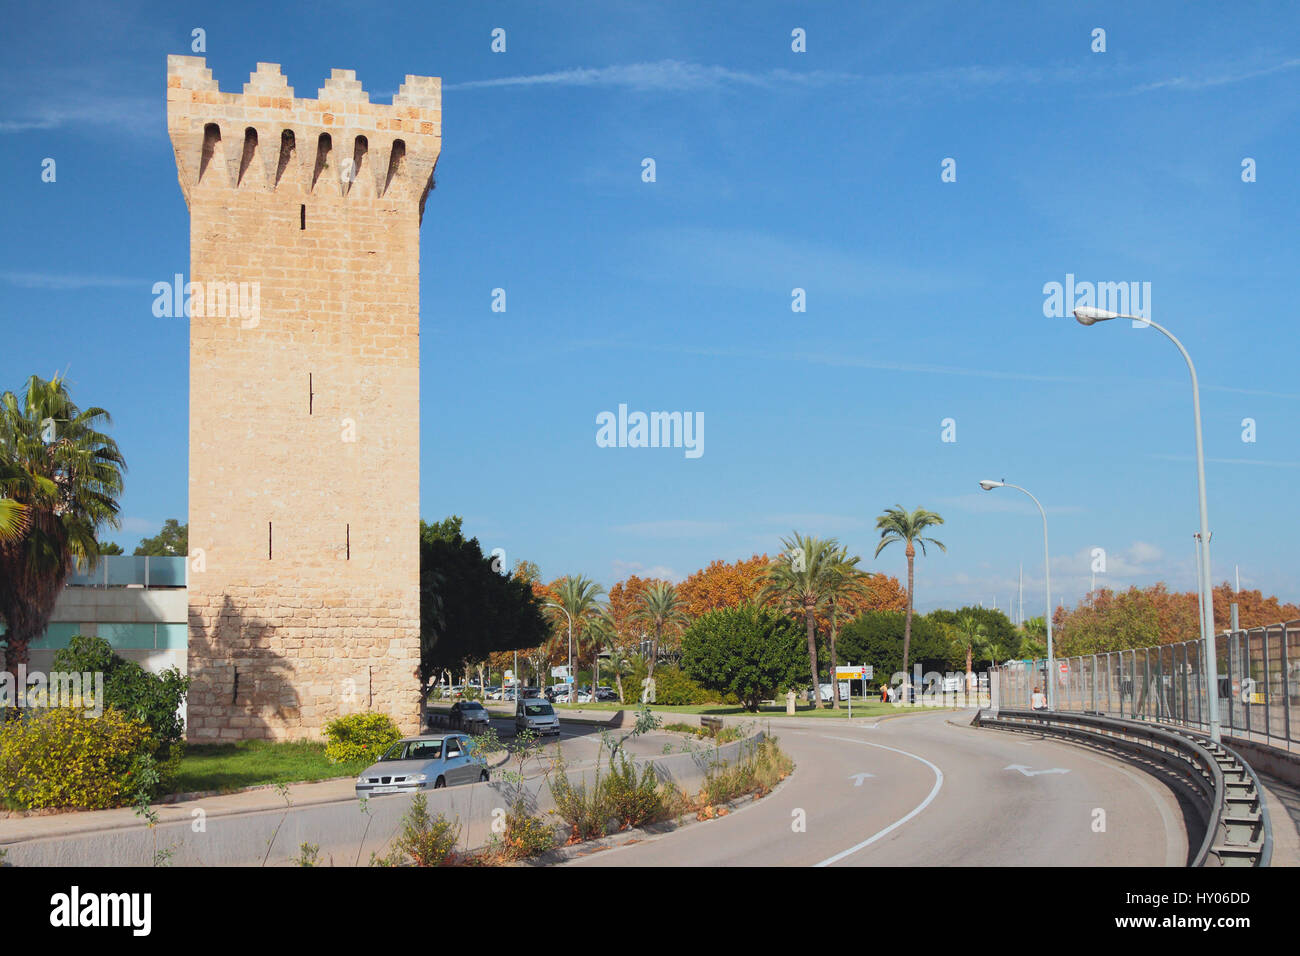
[
  {"x1": 171, "y1": 740, "x2": 368, "y2": 795},
  {"x1": 550, "y1": 698, "x2": 974, "y2": 719}
]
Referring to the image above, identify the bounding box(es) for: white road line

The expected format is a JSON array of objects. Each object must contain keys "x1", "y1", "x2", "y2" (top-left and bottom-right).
[{"x1": 813, "y1": 735, "x2": 945, "y2": 868}]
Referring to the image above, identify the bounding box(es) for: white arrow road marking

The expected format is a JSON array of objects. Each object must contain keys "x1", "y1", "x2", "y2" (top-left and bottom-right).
[
  {"x1": 1005, "y1": 764, "x2": 1070, "y2": 777},
  {"x1": 848, "y1": 773, "x2": 875, "y2": 786},
  {"x1": 815, "y1": 736, "x2": 944, "y2": 867}
]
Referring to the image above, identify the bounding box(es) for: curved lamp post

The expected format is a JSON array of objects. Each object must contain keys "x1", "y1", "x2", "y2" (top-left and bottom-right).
[
  {"x1": 979, "y1": 479, "x2": 1054, "y2": 710},
  {"x1": 1073, "y1": 306, "x2": 1220, "y2": 742}
]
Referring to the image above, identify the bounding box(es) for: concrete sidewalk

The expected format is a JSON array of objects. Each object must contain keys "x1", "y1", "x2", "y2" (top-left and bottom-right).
[{"x1": 0, "y1": 774, "x2": 359, "y2": 845}]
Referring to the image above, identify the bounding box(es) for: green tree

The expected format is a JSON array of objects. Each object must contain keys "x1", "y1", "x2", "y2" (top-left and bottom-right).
[
  {"x1": 837, "y1": 611, "x2": 962, "y2": 684},
  {"x1": 134, "y1": 519, "x2": 187, "y2": 556},
  {"x1": 873, "y1": 506, "x2": 946, "y2": 684},
  {"x1": 630, "y1": 580, "x2": 686, "y2": 678},
  {"x1": 97, "y1": 540, "x2": 125, "y2": 556},
  {"x1": 51, "y1": 634, "x2": 191, "y2": 754},
  {"x1": 681, "y1": 606, "x2": 805, "y2": 711},
  {"x1": 0, "y1": 374, "x2": 125, "y2": 681},
  {"x1": 929, "y1": 606, "x2": 1018, "y2": 668},
  {"x1": 419, "y1": 517, "x2": 550, "y2": 702}
]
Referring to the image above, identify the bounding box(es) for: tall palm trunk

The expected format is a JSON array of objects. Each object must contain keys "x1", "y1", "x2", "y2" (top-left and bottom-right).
[
  {"x1": 902, "y1": 541, "x2": 915, "y2": 688},
  {"x1": 804, "y1": 602, "x2": 820, "y2": 709},
  {"x1": 829, "y1": 604, "x2": 840, "y2": 709}
]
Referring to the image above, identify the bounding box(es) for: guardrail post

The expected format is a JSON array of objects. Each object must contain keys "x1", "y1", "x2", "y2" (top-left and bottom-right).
[
  {"x1": 1282, "y1": 622, "x2": 1293, "y2": 750},
  {"x1": 1263, "y1": 627, "x2": 1272, "y2": 744},
  {"x1": 1226, "y1": 632, "x2": 1235, "y2": 735},
  {"x1": 1180, "y1": 641, "x2": 1189, "y2": 726},
  {"x1": 1091, "y1": 654, "x2": 1098, "y2": 712},
  {"x1": 1244, "y1": 630, "x2": 1253, "y2": 736}
]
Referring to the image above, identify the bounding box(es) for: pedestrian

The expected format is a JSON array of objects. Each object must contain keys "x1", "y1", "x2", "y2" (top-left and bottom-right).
[
  {"x1": 1031, "y1": 685, "x2": 1047, "y2": 710},
  {"x1": 880, "y1": 682, "x2": 888, "y2": 703}
]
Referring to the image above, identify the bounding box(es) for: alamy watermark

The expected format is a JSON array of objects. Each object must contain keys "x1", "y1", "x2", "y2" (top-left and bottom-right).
[
  {"x1": 596, "y1": 404, "x2": 704, "y2": 459},
  {"x1": 1042, "y1": 273, "x2": 1151, "y2": 326},
  {"x1": 152, "y1": 273, "x2": 261, "y2": 328},
  {"x1": 0, "y1": 665, "x2": 104, "y2": 716}
]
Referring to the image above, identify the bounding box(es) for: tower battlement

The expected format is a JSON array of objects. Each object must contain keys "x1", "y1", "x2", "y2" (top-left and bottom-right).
[{"x1": 167, "y1": 56, "x2": 441, "y2": 217}]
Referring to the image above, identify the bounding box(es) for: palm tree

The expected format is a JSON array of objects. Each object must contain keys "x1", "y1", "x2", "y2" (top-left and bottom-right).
[
  {"x1": 759, "y1": 532, "x2": 840, "y2": 708},
  {"x1": 874, "y1": 506, "x2": 945, "y2": 688},
  {"x1": 0, "y1": 375, "x2": 125, "y2": 682},
  {"x1": 0, "y1": 461, "x2": 31, "y2": 543},
  {"x1": 823, "y1": 547, "x2": 872, "y2": 708},
  {"x1": 631, "y1": 581, "x2": 687, "y2": 678},
  {"x1": 549, "y1": 575, "x2": 606, "y2": 684},
  {"x1": 955, "y1": 612, "x2": 988, "y2": 693}
]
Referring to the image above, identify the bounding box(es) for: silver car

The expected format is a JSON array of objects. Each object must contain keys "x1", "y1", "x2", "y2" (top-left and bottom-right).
[
  {"x1": 355, "y1": 734, "x2": 488, "y2": 798},
  {"x1": 515, "y1": 698, "x2": 561, "y2": 736}
]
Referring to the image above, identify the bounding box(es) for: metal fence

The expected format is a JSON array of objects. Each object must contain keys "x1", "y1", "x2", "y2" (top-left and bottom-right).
[{"x1": 990, "y1": 618, "x2": 1300, "y2": 753}]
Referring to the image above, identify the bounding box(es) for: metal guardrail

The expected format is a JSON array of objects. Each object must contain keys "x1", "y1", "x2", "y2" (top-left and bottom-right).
[
  {"x1": 989, "y1": 618, "x2": 1300, "y2": 753},
  {"x1": 975, "y1": 707, "x2": 1271, "y2": 867}
]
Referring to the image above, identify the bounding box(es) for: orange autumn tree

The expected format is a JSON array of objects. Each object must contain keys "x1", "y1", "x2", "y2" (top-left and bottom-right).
[
  {"x1": 1057, "y1": 582, "x2": 1300, "y2": 656},
  {"x1": 678, "y1": 554, "x2": 771, "y2": 616},
  {"x1": 606, "y1": 574, "x2": 666, "y2": 650}
]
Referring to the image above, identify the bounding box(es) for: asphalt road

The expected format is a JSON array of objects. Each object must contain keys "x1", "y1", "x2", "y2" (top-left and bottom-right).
[{"x1": 569, "y1": 709, "x2": 1193, "y2": 867}]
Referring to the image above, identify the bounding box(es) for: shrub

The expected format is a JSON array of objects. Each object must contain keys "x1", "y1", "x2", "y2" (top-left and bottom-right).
[
  {"x1": 624, "y1": 662, "x2": 715, "y2": 706},
  {"x1": 549, "y1": 767, "x2": 610, "y2": 842},
  {"x1": 600, "y1": 754, "x2": 663, "y2": 829},
  {"x1": 322, "y1": 712, "x2": 402, "y2": 764},
  {"x1": 385, "y1": 793, "x2": 460, "y2": 866},
  {"x1": 501, "y1": 798, "x2": 557, "y2": 860},
  {"x1": 51, "y1": 634, "x2": 192, "y2": 754},
  {"x1": 0, "y1": 706, "x2": 156, "y2": 809},
  {"x1": 700, "y1": 738, "x2": 793, "y2": 807}
]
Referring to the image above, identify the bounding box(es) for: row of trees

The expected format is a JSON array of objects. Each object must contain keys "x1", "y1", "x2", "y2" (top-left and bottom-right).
[
  {"x1": 1053, "y1": 583, "x2": 1300, "y2": 657},
  {"x1": 424, "y1": 506, "x2": 954, "y2": 711}
]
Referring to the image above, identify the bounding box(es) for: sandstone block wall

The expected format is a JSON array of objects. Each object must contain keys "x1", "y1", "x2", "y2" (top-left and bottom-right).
[{"x1": 166, "y1": 56, "x2": 440, "y2": 740}]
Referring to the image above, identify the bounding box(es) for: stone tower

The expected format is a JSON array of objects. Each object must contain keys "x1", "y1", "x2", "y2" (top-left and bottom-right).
[{"x1": 166, "y1": 56, "x2": 440, "y2": 740}]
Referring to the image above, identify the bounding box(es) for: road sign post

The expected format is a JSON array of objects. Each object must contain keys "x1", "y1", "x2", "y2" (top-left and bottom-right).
[{"x1": 836, "y1": 664, "x2": 868, "y2": 719}]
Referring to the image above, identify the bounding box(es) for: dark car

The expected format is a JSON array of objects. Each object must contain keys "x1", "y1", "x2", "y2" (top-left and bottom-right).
[{"x1": 449, "y1": 699, "x2": 491, "y2": 732}]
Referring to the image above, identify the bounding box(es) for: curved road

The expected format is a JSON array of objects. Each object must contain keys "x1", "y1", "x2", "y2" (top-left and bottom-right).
[{"x1": 569, "y1": 709, "x2": 1192, "y2": 867}]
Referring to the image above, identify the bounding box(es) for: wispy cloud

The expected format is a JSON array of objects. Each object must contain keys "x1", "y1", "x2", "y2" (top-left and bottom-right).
[
  {"x1": 1150, "y1": 454, "x2": 1300, "y2": 469},
  {"x1": 611, "y1": 519, "x2": 730, "y2": 538},
  {"x1": 0, "y1": 272, "x2": 145, "y2": 290},
  {"x1": 627, "y1": 226, "x2": 963, "y2": 298},
  {"x1": 446, "y1": 60, "x2": 860, "y2": 93},
  {"x1": 611, "y1": 558, "x2": 681, "y2": 581},
  {"x1": 445, "y1": 59, "x2": 1076, "y2": 97},
  {"x1": 938, "y1": 493, "x2": 1084, "y2": 517},
  {"x1": 1128, "y1": 57, "x2": 1300, "y2": 94},
  {"x1": 0, "y1": 94, "x2": 160, "y2": 134}
]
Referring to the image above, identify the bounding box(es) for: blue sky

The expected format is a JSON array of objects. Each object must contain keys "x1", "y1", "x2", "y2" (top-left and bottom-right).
[{"x1": 3, "y1": 1, "x2": 1299, "y2": 615}]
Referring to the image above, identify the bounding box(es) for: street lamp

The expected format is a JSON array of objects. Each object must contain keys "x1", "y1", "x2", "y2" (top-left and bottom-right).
[
  {"x1": 545, "y1": 603, "x2": 573, "y2": 695},
  {"x1": 979, "y1": 479, "x2": 1055, "y2": 710},
  {"x1": 1072, "y1": 306, "x2": 1221, "y2": 742}
]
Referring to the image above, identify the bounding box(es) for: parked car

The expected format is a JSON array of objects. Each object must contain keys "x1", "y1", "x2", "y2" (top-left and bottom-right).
[
  {"x1": 596, "y1": 686, "x2": 618, "y2": 702},
  {"x1": 355, "y1": 734, "x2": 488, "y2": 798},
  {"x1": 486, "y1": 685, "x2": 503, "y2": 700},
  {"x1": 548, "y1": 684, "x2": 571, "y2": 703},
  {"x1": 449, "y1": 699, "x2": 491, "y2": 731},
  {"x1": 515, "y1": 698, "x2": 561, "y2": 736}
]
